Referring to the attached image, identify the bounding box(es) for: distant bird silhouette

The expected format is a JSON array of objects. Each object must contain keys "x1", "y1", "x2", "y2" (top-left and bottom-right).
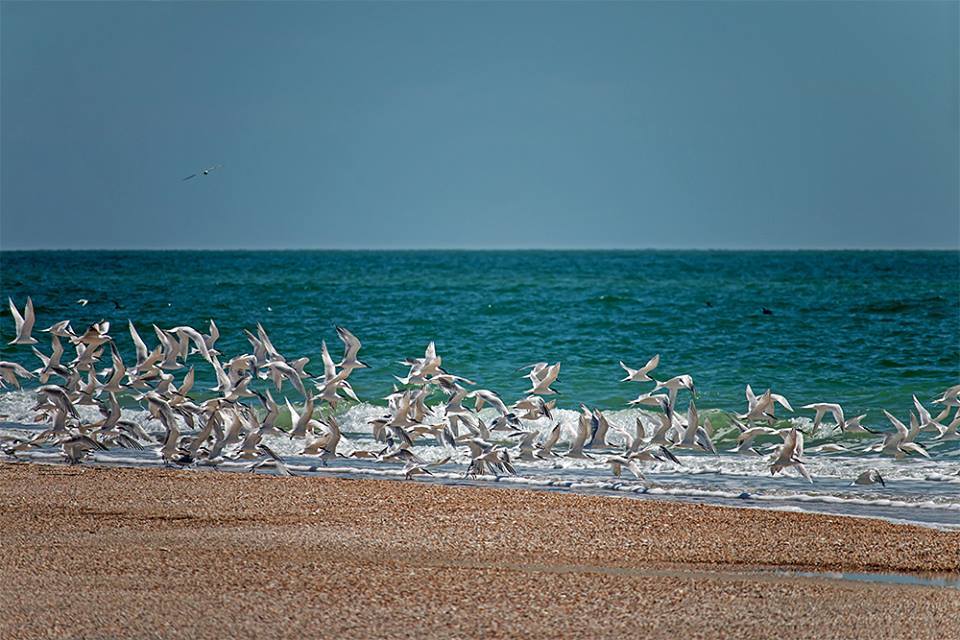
[
  {"x1": 182, "y1": 164, "x2": 222, "y2": 181},
  {"x1": 761, "y1": 307, "x2": 773, "y2": 315}
]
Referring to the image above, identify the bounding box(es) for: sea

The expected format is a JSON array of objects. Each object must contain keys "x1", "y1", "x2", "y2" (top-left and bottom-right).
[{"x1": 1, "y1": 250, "x2": 958, "y2": 529}]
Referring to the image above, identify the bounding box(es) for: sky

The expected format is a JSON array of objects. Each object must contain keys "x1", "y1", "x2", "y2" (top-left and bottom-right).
[{"x1": 1, "y1": 1, "x2": 957, "y2": 250}]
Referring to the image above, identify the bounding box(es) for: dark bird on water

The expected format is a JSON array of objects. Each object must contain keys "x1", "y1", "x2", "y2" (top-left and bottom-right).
[{"x1": 762, "y1": 307, "x2": 773, "y2": 315}]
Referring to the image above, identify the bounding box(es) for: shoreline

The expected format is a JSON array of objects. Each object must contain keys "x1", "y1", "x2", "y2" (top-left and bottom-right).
[
  {"x1": 2, "y1": 463, "x2": 958, "y2": 639},
  {"x1": 3, "y1": 448, "x2": 958, "y2": 533}
]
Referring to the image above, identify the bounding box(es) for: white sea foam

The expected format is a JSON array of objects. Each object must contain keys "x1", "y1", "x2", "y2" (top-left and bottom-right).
[{"x1": 3, "y1": 390, "x2": 959, "y2": 530}]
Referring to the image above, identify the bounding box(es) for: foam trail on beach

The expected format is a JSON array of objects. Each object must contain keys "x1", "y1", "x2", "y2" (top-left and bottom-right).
[{"x1": 3, "y1": 391, "x2": 958, "y2": 530}]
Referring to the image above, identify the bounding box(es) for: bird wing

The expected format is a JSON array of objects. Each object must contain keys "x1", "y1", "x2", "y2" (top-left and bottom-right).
[
  {"x1": 336, "y1": 326, "x2": 362, "y2": 363},
  {"x1": 541, "y1": 423, "x2": 561, "y2": 453},
  {"x1": 22, "y1": 297, "x2": 36, "y2": 335},
  {"x1": 883, "y1": 410, "x2": 909, "y2": 438},
  {"x1": 129, "y1": 321, "x2": 149, "y2": 363},
  {"x1": 913, "y1": 395, "x2": 932, "y2": 425},
  {"x1": 202, "y1": 318, "x2": 218, "y2": 343},
  {"x1": 570, "y1": 418, "x2": 589, "y2": 452},
  {"x1": 8, "y1": 298, "x2": 24, "y2": 332},
  {"x1": 626, "y1": 460, "x2": 645, "y2": 480},
  {"x1": 321, "y1": 340, "x2": 338, "y2": 381},
  {"x1": 640, "y1": 353, "x2": 660, "y2": 375},
  {"x1": 684, "y1": 401, "x2": 699, "y2": 441},
  {"x1": 828, "y1": 404, "x2": 845, "y2": 428},
  {"x1": 745, "y1": 384, "x2": 757, "y2": 408},
  {"x1": 771, "y1": 393, "x2": 793, "y2": 412},
  {"x1": 899, "y1": 441, "x2": 930, "y2": 458}
]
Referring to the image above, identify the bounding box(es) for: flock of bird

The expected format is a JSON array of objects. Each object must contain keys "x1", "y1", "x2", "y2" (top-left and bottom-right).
[{"x1": 1, "y1": 296, "x2": 958, "y2": 490}]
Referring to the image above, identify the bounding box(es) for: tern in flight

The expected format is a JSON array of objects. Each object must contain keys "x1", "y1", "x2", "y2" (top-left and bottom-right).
[
  {"x1": 182, "y1": 164, "x2": 222, "y2": 181},
  {"x1": 802, "y1": 403, "x2": 845, "y2": 433},
  {"x1": 8, "y1": 297, "x2": 37, "y2": 345},
  {"x1": 619, "y1": 354, "x2": 660, "y2": 383},
  {"x1": 769, "y1": 427, "x2": 812, "y2": 483}
]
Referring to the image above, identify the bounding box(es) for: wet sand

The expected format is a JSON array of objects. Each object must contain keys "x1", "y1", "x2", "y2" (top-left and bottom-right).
[{"x1": 1, "y1": 463, "x2": 958, "y2": 639}]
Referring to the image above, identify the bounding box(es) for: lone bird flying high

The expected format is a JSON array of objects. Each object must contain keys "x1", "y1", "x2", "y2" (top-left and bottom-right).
[{"x1": 182, "y1": 164, "x2": 223, "y2": 181}]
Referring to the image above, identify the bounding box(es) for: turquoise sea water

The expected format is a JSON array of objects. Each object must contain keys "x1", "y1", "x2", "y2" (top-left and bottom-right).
[
  {"x1": 1, "y1": 250, "x2": 959, "y2": 529},
  {"x1": 2, "y1": 250, "x2": 956, "y2": 411}
]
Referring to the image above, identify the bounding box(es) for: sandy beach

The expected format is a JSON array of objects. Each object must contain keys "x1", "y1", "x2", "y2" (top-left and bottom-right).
[{"x1": 0, "y1": 462, "x2": 958, "y2": 639}]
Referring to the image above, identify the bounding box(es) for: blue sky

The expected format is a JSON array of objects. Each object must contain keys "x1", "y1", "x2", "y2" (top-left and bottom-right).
[{"x1": 1, "y1": 1, "x2": 957, "y2": 250}]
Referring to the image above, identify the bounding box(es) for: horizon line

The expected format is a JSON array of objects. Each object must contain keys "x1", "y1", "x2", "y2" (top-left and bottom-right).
[{"x1": 0, "y1": 246, "x2": 958, "y2": 253}]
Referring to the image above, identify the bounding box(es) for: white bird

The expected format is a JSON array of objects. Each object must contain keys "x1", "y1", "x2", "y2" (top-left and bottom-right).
[
  {"x1": 565, "y1": 414, "x2": 591, "y2": 459},
  {"x1": 32, "y1": 334, "x2": 68, "y2": 383},
  {"x1": 647, "y1": 410, "x2": 676, "y2": 447},
  {"x1": 336, "y1": 326, "x2": 367, "y2": 375},
  {"x1": 42, "y1": 320, "x2": 76, "y2": 338},
  {"x1": 99, "y1": 345, "x2": 128, "y2": 394},
  {"x1": 932, "y1": 414, "x2": 960, "y2": 442},
  {"x1": 61, "y1": 434, "x2": 107, "y2": 464},
  {"x1": 285, "y1": 393, "x2": 315, "y2": 439},
  {"x1": 470, "y1": 389, "x2": 509, "y2": 416},
  {"x1": 302, "y1": 416, "x2": 341, "y2": 463},
  {"x1": 168, "y1": 325, "x2": 213, "y2": 363},
  {"x1": 519, "y1": 362, "x2": 548, "y2": 380},
  {"x1": 802, "y1": 403, "x2": 845, "y2": 432},
  {"x1": 403, "y1": 462, "x2": 434, "y2": 480},
  {"x1": 153, "y1": 327, "x2": 183, "y2": 370},
  {"x1": 526, "y1": 362, "x2": 561, "y2": 396},
  {"x1": 675, "y1": 401, "x2": 716, "y2": 454},
  {"x1": 399, "y1": 341, "x2": 442, "y2": 382},
  {"x1": 629, "y1": 442, "x2": 681, "y2": 466},
  {"x1": 315, "y1": 340, "x2": 352, "y2": 407},
  {"x1": 619, "y1": 354, "x2": 660, "y2": 383},
  {"x1": 538, "y1": 422, "x2": 562, "y2": 458},
  {"x1": 263, "y1": 359, "x2": 306, "y2": 396},
  {"x1": 511, "y1": 430, "x2": 541, "y2": 461},
  {"x1": 729, "y1": 420, "x2": 778, "y2": 455},
  {"x1": 933, "y1": 385, "x2": 960, "y2": 408},
  {"x1": 769, "y1": 427, "x2": 812, "y2": 483},
  {"x1": 512, "y1": 395, "x2": 554, "y2": 421},
  {"x1": 913, "y1": 395, "x2": 945, "y2": 433},
  {"x1": 871, "y1": 410, "x2": 930, "y2": 459},
  {"x1": 654, "y1": 374, "x2": 696, "y2": 406},
  {"x1": 76, "y1": 299, "x2": 89, "y2": 307},
  {"x1": 586, "y1": 407, "x2": 612, "y2": 449},
  {"x1": 8, "y1": 297, "x2": 37, "y2": 345},
  {"x1": 808, "y1": 443, "x2": 851, "y2": 454},
  {"x1": 37, "y1": 384, "x2": 79, "y2": 418},
  {"x1": 605, "y1": 455, "x2": 646, "y2": 481},
  {"x1": 740, "y1": 386, "x2": 794, "y2": 423},
  {"x1": 73, "y1": 321, "x2": 112, "y2": 349},
  {"x1": 619, "y1": 415, "x2": 648, "y2": 454},
  {"x1": 202, "y1": 319, "x2": 221, "y2": 354},
  {"x1": 0, "y1": 361, "x2": 34, "y2": 390},
  {"x1": 628, "y1": 391, "x2": 672, "y2": 409},
  {"x1": 840, "y1": 413, "x2": 872, "y2": 434},
  {"x1": 248, "y1": 444, "x2": 293, "y2": 477}
]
